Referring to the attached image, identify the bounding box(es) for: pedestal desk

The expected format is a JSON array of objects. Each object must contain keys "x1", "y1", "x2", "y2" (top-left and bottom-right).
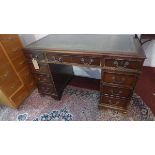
[{"x1": 23, "y1": 35, "x2": 146, "y2": 113}]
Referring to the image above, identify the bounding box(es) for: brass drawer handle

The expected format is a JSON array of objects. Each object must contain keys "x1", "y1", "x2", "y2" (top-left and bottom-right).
[
  {"x1": 108, "y1": 100, "x2": 119, "y2": 105},
  {"x1": 51, "y1": 56, "x2": 63, "y2": 63},
  {"x1": 80, "y1": 58, "x2": 94, "y2": 65},
  {"x1": 111, "y1": 76, "x2": 126, "y2": 84},
  {"x1": 110, "y1": 89, "x2": 122, "y2": 96},
  {"x1": 113, "y1": 60, "x2": 129, "y2": 68}
]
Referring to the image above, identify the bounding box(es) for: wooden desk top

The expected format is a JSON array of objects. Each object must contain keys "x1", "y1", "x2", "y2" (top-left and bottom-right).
[{"x1": 25, "y1": 34, "x2": 145, "y2": 58}]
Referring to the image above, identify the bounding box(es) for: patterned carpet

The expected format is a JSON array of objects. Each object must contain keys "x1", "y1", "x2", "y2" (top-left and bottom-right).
[{"x1": 0, "y1": 86, "x2": 154, "y2": 121}]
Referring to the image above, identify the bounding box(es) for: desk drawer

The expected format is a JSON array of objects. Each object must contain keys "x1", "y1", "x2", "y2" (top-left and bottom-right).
[
  {"x1": 72, "y1": 56, "x2": 100, "y2": 66},
  {"x1": 34, "y1": 74, "x2": 52, "y2": 83},
  {"x1": 104, "y1": 58, "x2": 143, "y2": 70},
  {"x1": 100, "y1": 95, "x2": 129, "y2": 108},
  {"x1": 102, "y1": 72, "x2": 138, "y2": 87},
  {"x1": 101, "y1": 84, "x2": 133, "y2": 99},
  {"x1": 29, "y1": 63, "x2": 50, "y2": 74},
  {"x1": 46, "y1": 53, "x2": 72, "y2": 63}
]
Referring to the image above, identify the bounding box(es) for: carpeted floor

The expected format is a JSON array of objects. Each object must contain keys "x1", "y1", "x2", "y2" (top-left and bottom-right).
[{"x1": 0, "y1": 86, "x2": 154, "y2": 121}]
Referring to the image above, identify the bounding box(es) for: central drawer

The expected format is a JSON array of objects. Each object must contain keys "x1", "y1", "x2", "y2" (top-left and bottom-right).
[
  {"x1": 46, "y1": 53, "x2": 72, "y2": 63},
  {"x1": 46, "y1": 53, "x2": 101, "y2": 67},
  {"x1": 72, "y1": 56, "x2": 100, "y2": 66},
  {"x1": 102, "y1": 71, "x2": 138, "y2": 87}
]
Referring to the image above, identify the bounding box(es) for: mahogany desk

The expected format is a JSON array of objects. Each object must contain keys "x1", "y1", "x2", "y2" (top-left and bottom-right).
[{"x1": 23, "y1": 35, "x2": 146, "y2": 113}]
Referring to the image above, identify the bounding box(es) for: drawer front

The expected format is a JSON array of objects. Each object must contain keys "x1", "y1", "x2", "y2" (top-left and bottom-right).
[
  {"x1": 104, "y1": 58, "x2": 143, "y2": 70},
  {"x1": 72, "y1": 56, "x2": 100, "y2": 66},
  {"x1": 12, "y1": 55, "x2": 27, "y2": 72},
  {"x1": 102, "y1": 72, "x2": 137, "y2": 87},
  {"x1": 19, "y1": 67, "x2": 33, "y2": 84},
  {"x1": 34, "y1": 74, "x2": 52, "y2": 83},
  {"x1": 38, "y1": 84, "x2": 55, "y2": 95},
  {"x1": 28, "y1": 63, "x2": 50, "y2": 74},
  {"x1": 24, "y1": 51, "x2": 45, "y2": 62},
  {"x1": 0, "y1": 35, "x2": 23, "y2": 60},
  {"x1": 11, "y1": 86, "x2": 29, "y2": 107},
  {"x1": 101, "y1": 84, "x2": 133, "y2": 98},
  {"x1": 100, "y1": 95, "x2": 130, "y2": 108},
  {"x1": 46, "y1": 53, "x2": 72, "y2": 63}
]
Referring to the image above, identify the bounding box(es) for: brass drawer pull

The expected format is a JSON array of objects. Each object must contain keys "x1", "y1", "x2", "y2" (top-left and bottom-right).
[
  {"x1": 51, "y1": 56, "x2": 63, "y2": 63},
  {"x1": 111, "y1": 76, "x2": 126, "y2": 84},
  {"x1": 80, "y1": 58, "x2": 94, "y2": 65},
  {"x1": 110, "y1": 89, "x2": 122, "y2": 96},
  {"x1": 113, "y1": 60, "x2": 129, "y2": 68}
]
